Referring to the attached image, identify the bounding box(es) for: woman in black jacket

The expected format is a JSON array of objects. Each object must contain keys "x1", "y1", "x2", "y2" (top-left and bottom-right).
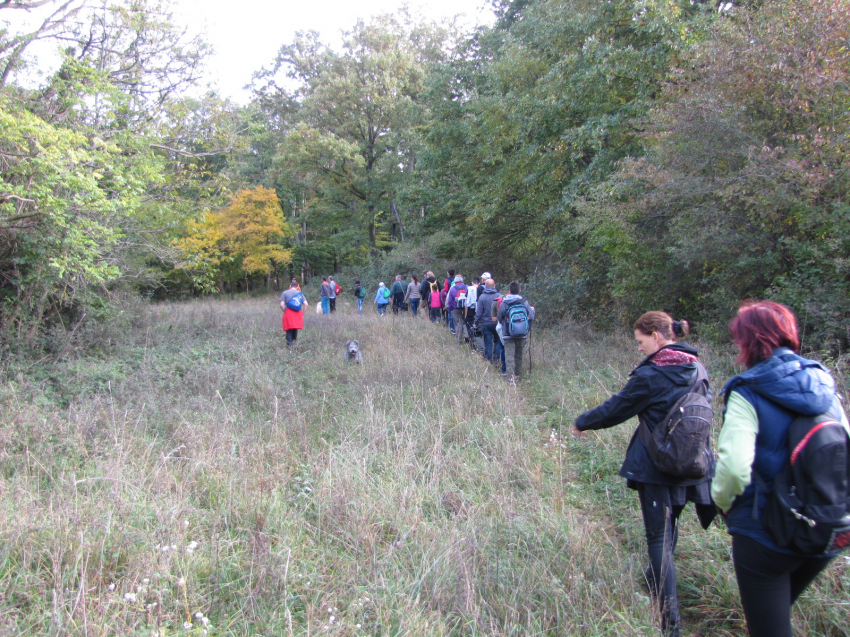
[{"x1": 574, "y1": 311, "x2": 715, "y2": 637}]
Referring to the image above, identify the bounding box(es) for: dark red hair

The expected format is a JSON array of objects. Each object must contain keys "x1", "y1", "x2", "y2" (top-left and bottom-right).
[{"x1": 729, "y1": 300, "x2": 800, "y2": 368}]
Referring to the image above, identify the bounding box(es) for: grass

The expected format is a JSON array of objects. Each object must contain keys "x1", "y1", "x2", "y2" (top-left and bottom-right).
[{"x1": 0, "y1": 295, "x2": 848, "y2": 636}]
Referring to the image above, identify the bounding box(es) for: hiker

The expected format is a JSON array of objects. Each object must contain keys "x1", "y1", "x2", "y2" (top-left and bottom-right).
[
  {"x1": 712, "y1": 301, "x2": 850, "y2": 637},
  {"x1": 390, "y1": 275, "x2": 407, "y2": 315},
  {"x1": 374, "y1": 282, "x2": 390, "y2": 315},
  {"x1": 425, "y1": 271, "x2": 442, "y2": 323},
  {"x1": 279, "y1": 279, "x2": 308, "y2": 347},
  {"x1": 353, "y1": 280, "x2": 366, "y2": 315},
  {"x1": 319, "y1": 276, "x2": 331, "y2": 315},
  {"x1": 405, "y1": 275, "x2": 421, "y2": 317},
  {"x1": 464, "y1": 277, "x2": 480, "y2": 347},
  {"x1": 475, "y1": 279, "x2": 503, "y2": 367},
  {"x1": 495, "y1": 281, "x2": 535, "y2": 383},
  {"x1": 573, "y1": 312, "x2": 716, "y2": 637},
  {"x1": 328, "y1": 276, "x2": 339, "y2": 313},
  {"x1": 443, "y1": 269, "x2": 455, "y2": 331},
  {"x1": 446, "y1": 275, "x2": 468, "y2": 344}
]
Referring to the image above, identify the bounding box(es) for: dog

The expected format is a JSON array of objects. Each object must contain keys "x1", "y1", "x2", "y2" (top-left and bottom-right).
[{"x1": 344, "y1": 340, "x2": 363, "y2": 364}]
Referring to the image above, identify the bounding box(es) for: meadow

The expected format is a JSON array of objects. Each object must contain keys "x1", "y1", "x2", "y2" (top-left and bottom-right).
[{"x1": 0, "y1": 296, "x2": 847, "y2": 636}]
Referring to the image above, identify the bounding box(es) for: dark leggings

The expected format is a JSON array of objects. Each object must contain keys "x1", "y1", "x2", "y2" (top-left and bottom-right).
[
  {"x1": 285, "y1": 329, "x2": 298, "y2": 346},
  {"x1": 731, "y1": 534, "x2": 832, "y2": 637},
  {"x1": 638, "y1": 486, "x2": 684, "y2": 636}
]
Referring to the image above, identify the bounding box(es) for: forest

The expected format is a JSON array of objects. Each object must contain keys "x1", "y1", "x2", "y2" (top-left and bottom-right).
[{"x1": 2, "y1": 0, "x2": 850, "y2": 348}]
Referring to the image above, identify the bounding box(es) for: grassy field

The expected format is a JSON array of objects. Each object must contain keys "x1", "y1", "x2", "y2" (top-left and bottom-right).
[{"x1": 1, "y1": 295, "x2": 848, "y2": 636}]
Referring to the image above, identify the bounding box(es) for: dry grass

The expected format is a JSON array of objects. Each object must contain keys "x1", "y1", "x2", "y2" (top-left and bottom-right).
[{"x1": 0, "y1": 296, "x2": 847, "y2": 636}]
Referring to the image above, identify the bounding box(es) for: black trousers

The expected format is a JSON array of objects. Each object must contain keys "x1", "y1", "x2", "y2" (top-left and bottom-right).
[
  {"x1": 329, "y1": 298, "x2": 336, "y2": 312},
  {"x1": 731, "y1": 534, "x2": 832, "y2": 637},
  {"x1": 285, "y1": 329, "x2": 298, "y2": 346}
]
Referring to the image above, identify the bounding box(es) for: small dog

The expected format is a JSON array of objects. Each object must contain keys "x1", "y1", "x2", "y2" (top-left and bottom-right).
[{"x1": 344, "y1": 340, "x2": 363, "y2": 364}]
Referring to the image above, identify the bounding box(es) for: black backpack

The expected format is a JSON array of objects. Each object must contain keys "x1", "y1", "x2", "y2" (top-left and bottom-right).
[
  {"x1": 754, "y1": 401, "x2": 850, "y2": 555},
  {"x1": 638, "y1": 362, "x2": 714, "y2": 479}
]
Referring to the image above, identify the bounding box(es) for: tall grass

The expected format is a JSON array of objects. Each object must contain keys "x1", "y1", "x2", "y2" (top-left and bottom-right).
[{"x1": 0, "y1": 296, "x2": 847, "y2": 636}]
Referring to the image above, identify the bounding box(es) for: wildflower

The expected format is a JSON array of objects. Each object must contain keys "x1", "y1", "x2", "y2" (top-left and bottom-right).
[
  {"x1": 108, "y1": 583, "x2": 115, "y2": 591},
  {"x1": 330, "y1": 616, "x2": 336, "y2": 623},
  {"x1": 142, "y1": 578, "x2": 150, "y2": 585},
  {"x1": 194, "y1": 612, "x2": 204, "y2": 620},
  {"x1": 123, "y1": 593, "x2": 137, "y2": 603},
  {"x1": 183, "y1": 621, "x2": 193, "y2": 629},
  {"x1": 186, "y1": 541, "x2": 199, "y2": 553},
  {"x1": 177, "y1": 578, "x2": 186, "y2": 587},
  {"x1": 356, "y1": 624, "x2": 362, "y2": 629},
  {"x1": 170, "y1": 544, "x2": 177, "y2": 551}
]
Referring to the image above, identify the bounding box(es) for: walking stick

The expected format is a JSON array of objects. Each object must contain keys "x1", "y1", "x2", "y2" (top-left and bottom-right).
[{"x1": 528, "y1": 329, "x2": 533, "y2": 374}]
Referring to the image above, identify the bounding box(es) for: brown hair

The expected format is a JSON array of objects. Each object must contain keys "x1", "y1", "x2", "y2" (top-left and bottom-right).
[
  {"x1": 729, "y1": 300, "x2": 799, "y2": 368},
  {"x1": 633, "y1": 311, "x2": 690, "y2": 340}
]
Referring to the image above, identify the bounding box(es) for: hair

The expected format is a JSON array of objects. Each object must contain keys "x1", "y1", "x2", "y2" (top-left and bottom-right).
[
  {"x1": 412, "y1": 275, "x2": 419, "y2": 284},
  {"x1": 426, "y1": 271, "x2": 434, "y2": 278},
  {"x1": 729, "y1": 300, "x2": 799, "y2": 368},
  {"x1": 322, "y1": 276, "x2": 328, "y2": 282},
  {"x1": 395, "y1": 274, "x2": 402, "y2": 279},
  {"x1": 290, "y1": 281, "x2": 299, "y2": 288},
  {"x1": 355, "y1": 279, "x2": 360, "y2": 285},
  {"x1": 509, "y1": 281, "x2": 520, "y2": 295},
  {"x1": 447, "y1": 269, "x2": 455, "y2": 278},
  {"x1": 472, "y1": 277, "x2": 480, "y2": 284},
  {"x1": 329, "y1": 275, "x2": 334, "y2": 280},
  {"x1": 633, "y1": 311, "x2": 690, "y2": 341}
]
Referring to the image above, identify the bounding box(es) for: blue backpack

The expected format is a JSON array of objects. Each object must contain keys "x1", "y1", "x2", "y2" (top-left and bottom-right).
[
  {"x1": 505, "y1": 301, "x2": 530, "y2": 337},
  {"x1": 286, "y1": 292, "x2": 305, "y2": 311}
]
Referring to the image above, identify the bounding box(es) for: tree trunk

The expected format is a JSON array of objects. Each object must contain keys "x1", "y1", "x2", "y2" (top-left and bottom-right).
[{"x1": 391, "y1": 201, "x2": 405, "y2": 242}]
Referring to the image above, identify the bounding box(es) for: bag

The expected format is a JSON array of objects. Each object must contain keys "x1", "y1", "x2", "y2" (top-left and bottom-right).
[
  {"x1": 466, "y1": 285, "x2": 478, "y2": 309},
  {"x1": 505, "y1": 301, "x2": 530, "y2": 338},
  {"x1": 638, "y1": 363, "x2": 713, "y2": 479},
  {"x1": 456, "y1": 285, "x2": 468, "y2": 309},
  {"x1": 356, "y1": 285, "x2": 366, "y2": 298},
  {"x1": 382, "y1": 287, "x2": 391, "y2": 299},
  {"x1": 335, "y1": 283, "x2": 342, "y2": 296},
  {"x1": 495, "y1": 322, "x2": 504, "y2": 344},
  {"x1": 754, "y1": 405, "x2": 850, "y2": 555},
  {"x1": 285, "y1": 292, "x2": 305, "y2": 311}
]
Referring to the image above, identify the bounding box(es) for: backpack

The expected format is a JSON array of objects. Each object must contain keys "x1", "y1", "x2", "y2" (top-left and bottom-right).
[
  {"x1": 335, "y1": 283, "x2": 342, "y2": 296},
  {"x1": 466, "y1": 285, "x2": 478, "y2": 309},
  {"x1": 754, "y1": 403, "x2": 850, "y2": 555},
  {"x1": 638, "y1": 363, "x2": 713, "y2": 479},
  {"x1": 430, "y1": 280, "x2": 440, "y2": 294},
  {"x1": 356, "y1": 285, "x2": 366, "y2": 299},
  {"x1": 505, "y1": 300, "x2": 530, "y2": 337},
  {"x1": 382, "y1": 287, "x2": 391, "y2": 299},
  {"x1": 456, "y1": 285, "x2": 469, "y2": 309},
  {"x1": 285, "y1": 291, "x2": 305, "y2": 312}
]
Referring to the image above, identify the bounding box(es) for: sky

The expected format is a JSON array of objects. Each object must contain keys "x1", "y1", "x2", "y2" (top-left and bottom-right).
[{"x1": 6, "y1": 0, "x2": 495, "y2": 104}]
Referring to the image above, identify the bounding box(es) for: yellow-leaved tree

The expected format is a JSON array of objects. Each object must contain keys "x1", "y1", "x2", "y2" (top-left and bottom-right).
[{"x1": 176, "y1": 187, "x2": 293, "y2": 293}]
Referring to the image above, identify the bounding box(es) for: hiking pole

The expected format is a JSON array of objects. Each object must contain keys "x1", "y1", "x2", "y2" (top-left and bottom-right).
[{"x1": 528, "y1": 329, "x2": 533, "y2": 374}]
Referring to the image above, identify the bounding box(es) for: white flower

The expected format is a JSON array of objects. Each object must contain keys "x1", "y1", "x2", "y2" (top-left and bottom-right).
[
  {"x1": 194, "y1": 612, "x2": 204, "y2": 619},
  {"x1": 142, "y1": 578, "x2": 150, "y2": 585},
  {"x1": 329, "y1": 616, "x2": 336, "y2": 623},
  {"x1": 356, "y1": 624, "x2": 362, "y2": 629},
  {"x1": 187, "y1": 541, "x2": 199, "y2": 552},
  {"x1": 108, "y1": 583, "x2": 115, "y2": 591},
  {"x1": 123, "y1": 593, "x2": 137, "y2": 603},
  {"x1": 177, "y1": 578, "x2": 186, "y2": 587},
  {"x1": 183, "y1": 621, "x2": 193, "y2": 629}
]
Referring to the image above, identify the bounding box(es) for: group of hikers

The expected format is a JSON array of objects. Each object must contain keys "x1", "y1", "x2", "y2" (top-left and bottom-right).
[{"x1": 279, "y1": 273, "x2": 849, "y2": 637}]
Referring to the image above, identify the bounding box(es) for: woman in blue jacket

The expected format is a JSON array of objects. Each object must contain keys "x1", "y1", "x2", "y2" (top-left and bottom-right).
[
  {"x1": 374, "y1": 282, "x2": 389, "y2": 315},
  {"x1": 712, "y1": 300, "x2": 849, "y2": 637},
  {"x1": 574, "y1": 311, "x2": 715, "y2": 637}
]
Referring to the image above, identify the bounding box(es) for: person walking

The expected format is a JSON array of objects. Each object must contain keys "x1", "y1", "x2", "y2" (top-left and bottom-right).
[
  {"x1": 425, "y1": 272, "x2": 441, "y2": 323},
  {"x1": 443, "y1": 269, "x2": 455, "y2": 331},
  {"x1": 353, "y1": 280, "x2": 366, "y2": 315},
  {"x1": 319, "y1": 276, "x2": 331, "y2": 315},
  {"x1": 446, "y1": 275, "x2": 468, "y2": 344},
  {"x1": 495, "y1": 281, "x2": 535, "y2": 383},
  {"x1": 279, "y1": 279, "x2": 308, "y2": 348},
  {"x1": 712, "y1": 300, "x2": 849, "y2": 637},
  {"x1": 405, "y1": 275, "x2": 421, "y2": 317},
  {"x1": 574, "y1": 312, "x2": 716, "y2": 637},
  {"x1": 374, "y1": 282, "x2": 390, "y2": 315},
  {"x1": 474, "y1": 279, "x2": 502, "y2": 365},
  {"x1": 328, "y1": 276, "x2": 339, "y2": 313},
  {"x1": 390, "y1": 275, "x2": 407, "y2": 315}
]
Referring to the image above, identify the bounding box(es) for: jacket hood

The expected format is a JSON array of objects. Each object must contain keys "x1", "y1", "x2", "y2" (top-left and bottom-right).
[
  {"x1": 503, "y1": 294, "x2": 523, "y2": 303},
  {"x1": 723, "y1": 348, "x2": 835, "y2": 416},
  {"x1": 480, "y1": 287, "x2": 498, "y2": 296}
]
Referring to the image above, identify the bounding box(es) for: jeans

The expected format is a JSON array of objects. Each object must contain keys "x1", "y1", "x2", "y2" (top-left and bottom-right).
[
  {"x1": 430, "y1": 306, "x2": 441, "y2": 323},
  {"x1": 504, "y1": 338, "x2": 526, "y2": 379},
  {"x1": 357, "y1": 298, "x2": 364, "y2": 314},
  {"x1": 285, "y1": 329, "x2": 298, "y2": 346},
  {"x1": 321, "y1": 297, "x2": 329, "y2": 314},
  {"x1": 481, "y1": 323, "x2": 504, "y2": 367},
  {"x1": 447, "y1": 309, "x2": 454, "y2": 331},
  {"x1": 329, "y1": 297, "x2": 336, "y2": 312},
  {"x1": 638, "y1": 483, "x2": 684, "y2": 636},
  {"x1": 452, "y1": 309, "x2": 466, "y2": 343},
  {"x1": 410, "y1": 299, "x2": 419, "y2": 316},
  {"x1": 731, "y1": 534, "x2": 832, "y2": 637},
  {"x1": 377, "y1": 303, "x2": 387, "y2": 315}
]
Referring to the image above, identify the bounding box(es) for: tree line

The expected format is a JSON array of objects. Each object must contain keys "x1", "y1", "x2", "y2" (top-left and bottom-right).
[{"x1": 2, "y1": 0, "x2": 849, "y2": 350}]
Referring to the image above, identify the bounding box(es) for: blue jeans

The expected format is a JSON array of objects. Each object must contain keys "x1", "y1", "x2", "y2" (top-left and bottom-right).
[
  {"x1": 321, "y1": 297, "x2": 329, "y2": 314},
  {"x1": 377, "y1": 303, "x2": 387, "y2": 315},
  {"x1": 357, "y1": 298, "x2": 363, "y2": 314},
  {"x1": 410, "y1": 299, "x2": 419, "y2": 316},
  {"x1": 481, "y1": 323, "x2": 504, "y2": 369}
]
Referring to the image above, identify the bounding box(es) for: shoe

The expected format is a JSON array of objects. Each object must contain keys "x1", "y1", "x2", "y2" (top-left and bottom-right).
[{"x1": 501, "y1": 371, "x2": 508, "y2": 376}]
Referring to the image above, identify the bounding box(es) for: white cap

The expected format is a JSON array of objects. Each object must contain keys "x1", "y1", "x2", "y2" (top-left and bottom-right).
[{"x1": 481, "y1": 272, "x2": 491, "y2": 280}]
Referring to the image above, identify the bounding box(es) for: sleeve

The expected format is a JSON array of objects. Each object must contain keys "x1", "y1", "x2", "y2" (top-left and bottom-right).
[
  {"x1": 711, "y1": 391, "x2": 758, "y2": 512},
  {"x1": 574, "y1": 372, "x2": 655, "y2": 431},
  {"x1": 526, "y1": 301, "x2": 535, "y2": 322}
]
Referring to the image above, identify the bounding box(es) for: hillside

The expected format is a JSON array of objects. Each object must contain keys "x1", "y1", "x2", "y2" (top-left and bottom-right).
[{"x1": 0, "y1": 296, "x2": 847, "y2": 636}]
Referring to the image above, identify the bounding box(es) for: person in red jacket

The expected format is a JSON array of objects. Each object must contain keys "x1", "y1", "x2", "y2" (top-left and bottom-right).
[{"x1": 279, "y1": 279, "x2": 308, "y2": 348}]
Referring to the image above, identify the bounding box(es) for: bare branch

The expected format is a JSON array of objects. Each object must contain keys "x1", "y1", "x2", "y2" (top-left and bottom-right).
[{"x1": 149, "y1": 144, "x2": 234, "y2": 158}]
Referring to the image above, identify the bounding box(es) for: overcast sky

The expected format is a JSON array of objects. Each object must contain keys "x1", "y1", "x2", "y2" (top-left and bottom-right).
[{"x1": 6, "y1": 0, "x2": 495, "y2": 104}]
